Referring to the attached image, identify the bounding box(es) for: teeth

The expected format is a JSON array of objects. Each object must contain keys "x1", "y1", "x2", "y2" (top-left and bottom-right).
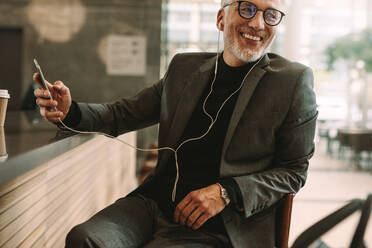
[{"x1": 242, "y1": 33, "x2": 261, "y2": 41}]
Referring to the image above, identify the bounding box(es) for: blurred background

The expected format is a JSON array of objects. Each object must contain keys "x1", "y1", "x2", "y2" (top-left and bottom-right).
[{"x1": 0, "y1": 0, "x2": 371, "y2": 246}]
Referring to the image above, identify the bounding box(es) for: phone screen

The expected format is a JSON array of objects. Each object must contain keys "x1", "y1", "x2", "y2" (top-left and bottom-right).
[
  {"x1": 33, "y1": 59, "x2": 55, "y2": 101},
  {"x1": 33, "y1": 59, "x2": 57, "y2": 111}
]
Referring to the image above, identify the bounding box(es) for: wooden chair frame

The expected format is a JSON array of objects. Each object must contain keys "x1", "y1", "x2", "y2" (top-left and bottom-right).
[{"x1": 276, "y1": 193, "x2": 295, "y2": 248}]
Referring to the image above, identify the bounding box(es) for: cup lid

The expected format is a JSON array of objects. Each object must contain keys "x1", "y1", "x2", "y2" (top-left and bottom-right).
[
  {"x1": 0, "y1": 154, "x2": 8, "y2": 162},
  {"x1": 0, "y1": 90, "x2": 10, "y2": 99}
]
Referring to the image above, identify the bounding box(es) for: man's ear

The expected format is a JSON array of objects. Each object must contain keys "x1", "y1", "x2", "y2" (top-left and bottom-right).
[{"x1": 216, "y1": 9, "x2": 224, "y2": 31}]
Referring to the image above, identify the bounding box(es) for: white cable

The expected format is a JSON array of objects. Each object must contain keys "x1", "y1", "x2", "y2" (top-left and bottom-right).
[
  {"x1": 58, "y1": 118, "x2": 175, "y2": 153},
  {"x1": 56, "y1": 30, "x2": 264, "y2": 203}
]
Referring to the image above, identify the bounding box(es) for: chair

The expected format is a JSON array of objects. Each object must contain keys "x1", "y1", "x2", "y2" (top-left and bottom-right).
[
  {"x1": 291, "y1": 194, "x2": 372, "y2": 248},
  {"x1": 276, "y1": 193, "x2": 295, "y2": 248},
  {"x1": 349, "y1": 194, "x2": 372, "y2": 248}
]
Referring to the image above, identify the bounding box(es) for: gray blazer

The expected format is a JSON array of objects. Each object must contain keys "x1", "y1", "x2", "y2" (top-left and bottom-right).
[{"x1": 76, "y1": 52, "x2": 317, "y2": 248}]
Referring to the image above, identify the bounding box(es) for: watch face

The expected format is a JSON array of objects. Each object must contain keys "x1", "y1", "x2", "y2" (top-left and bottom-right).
[
  {"x1": 217, "y1": 183, "x2": 230, "y2": 205},
  {"x1": 221, "y1": 188, "x2": 230, "y2": 205}
]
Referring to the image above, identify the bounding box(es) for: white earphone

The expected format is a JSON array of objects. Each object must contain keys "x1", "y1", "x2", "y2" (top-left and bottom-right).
[
  {"x1": 218, "y1": 21, "x2": 222, "y2": 30},
  {"x1": 58, "y1": 24, "x2": 264, "y2": 203}
]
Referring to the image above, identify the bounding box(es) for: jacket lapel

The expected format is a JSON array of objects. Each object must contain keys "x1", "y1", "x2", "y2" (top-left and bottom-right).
[
  {"x1": 220, "y1": 54, "x2": 270, "y2": 172},
  {"x1": 165, "y1": 55, "x2": 216, "y2": 150}
]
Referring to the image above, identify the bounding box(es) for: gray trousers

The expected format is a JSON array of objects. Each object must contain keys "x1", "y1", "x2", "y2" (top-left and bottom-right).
[{"x1": 65, "y1": 194, "x2": 232, "y2": 248}]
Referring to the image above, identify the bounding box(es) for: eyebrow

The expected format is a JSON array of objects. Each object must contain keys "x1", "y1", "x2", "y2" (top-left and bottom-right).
[{"x1": 240, "y1": 1, "x2": 282, "y2": 11}]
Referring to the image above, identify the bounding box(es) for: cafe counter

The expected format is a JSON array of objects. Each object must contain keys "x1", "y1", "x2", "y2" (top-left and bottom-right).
[{"x1": 0, "y1": 111, "x2": 137, "y2": 248}]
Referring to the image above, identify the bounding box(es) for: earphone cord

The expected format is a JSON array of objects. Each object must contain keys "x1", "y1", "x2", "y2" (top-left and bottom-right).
[{"x1": 57, "y1": 30, "x2": 264, "y2": 203}]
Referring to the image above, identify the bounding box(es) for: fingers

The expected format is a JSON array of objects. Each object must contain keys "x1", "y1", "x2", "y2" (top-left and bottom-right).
[
  {"x1": 174, "y1": 195, "x2": 192, "y2": 224},
  {"x1": 45, "y1": 110, "x2": 64, "y2": 122},
  {"x1": 174, "y1": 185, "x2": 226, "y2": 230},
  {"x1": 39, "y1": 107, "x2": 64, "y2": 123},
  {"x1": 36, "y1": 97, "x2": 62, "y2": 122},
  {"x1": 33, "y1": 72, "x2": 43, "y2": 88},
  {"x1": 174, "y1": 191, "x2": 209, "y2": 229},
  {"x1": 32, "y1": 73, "x2": 70, "y2": 123},
  {"x1": 53, "y1": 80, "x2": 66, "y2": 90},
  {"x1": 186, "y1": 207, "x2": 204, "y2": 229},
  {"x1": 174, "y1": 197, "x2": 212, "y2": 230},
  {"x1": 179, "y1": 202, "x2": 198, "y2": 225},
  {"x1": 191, "y1": 211, "x2": 210, "y2": 230},
  {"x1": 34, "y1": 78, "x2": 70, "y2": 102},
  {"x1": 36, "y1": 97, "x2": 57, "y2": 108},
  {"x1": 33, "y1": 73, "x2": 52, "y2": 90},
  {"x1": 34, "y1": 88, "x2": 51, "y2": 99},
  {"x1": 53, "y1": 80, "x2": 70, "y2": 97}
]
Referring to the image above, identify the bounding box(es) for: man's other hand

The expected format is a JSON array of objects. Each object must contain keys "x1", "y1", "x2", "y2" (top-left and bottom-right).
[
  {"x1": 33, "y1": 73, "x2": 72, "y2": 123},
  {"x1": 173, "y1": 184, "x2": 226, "y2": 230}
]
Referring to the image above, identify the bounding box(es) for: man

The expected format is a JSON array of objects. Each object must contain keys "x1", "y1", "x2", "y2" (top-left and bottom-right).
[{"x1": 34, "y1": 0, "x2": 317, "y2": 247}]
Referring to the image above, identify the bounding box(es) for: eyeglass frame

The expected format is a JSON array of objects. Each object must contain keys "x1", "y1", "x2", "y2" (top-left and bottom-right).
[{"x1": 222, "y1": 1, "x2": 286, "y2": 26}]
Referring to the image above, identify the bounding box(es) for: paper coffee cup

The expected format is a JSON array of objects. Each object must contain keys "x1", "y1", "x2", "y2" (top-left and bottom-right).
[
  {"x1": 0, "y1": 154, "x2": 8, "y2": 162},
  {"x1": 0, "y1": 90, "x2": 10, "y2": 127},
  {"x1": 0, "y1": 127, "x2": 7, "y2": 162}
]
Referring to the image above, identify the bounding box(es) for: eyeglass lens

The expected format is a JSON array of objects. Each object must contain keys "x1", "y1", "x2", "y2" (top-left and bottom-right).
[{"x1": 239, "y1": 1, "x2": 282, "y2": 25}]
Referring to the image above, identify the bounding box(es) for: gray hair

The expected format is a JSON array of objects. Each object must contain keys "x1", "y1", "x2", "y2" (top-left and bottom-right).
[
  {"x1": 221, "y1": 0, "x2": 287, "y2": 9},
  {"x1": 221, "y1": 0, "x2": 234, "y2": 8}
]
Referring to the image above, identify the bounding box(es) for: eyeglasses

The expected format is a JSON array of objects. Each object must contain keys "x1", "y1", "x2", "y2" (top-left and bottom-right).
[{"x1": 223, "y1": 1, "x2": 285, "y2": 26}]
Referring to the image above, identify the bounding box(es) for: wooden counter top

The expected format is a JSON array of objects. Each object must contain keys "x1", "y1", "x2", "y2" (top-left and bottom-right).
[
  {"x1": 0, "y1": 111, "x2": 137, "y2": 248},
  {"x1": 0, "y1": 111, "x2": 95, "y2": 187}
]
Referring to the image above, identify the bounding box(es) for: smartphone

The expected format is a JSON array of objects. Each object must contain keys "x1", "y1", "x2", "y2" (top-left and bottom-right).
[{"x1": 33, "y1": 59, "x2": 57, "y2": 111}]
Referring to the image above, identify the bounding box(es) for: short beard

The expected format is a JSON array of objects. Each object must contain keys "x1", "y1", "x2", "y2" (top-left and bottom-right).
[{"x1": 224, "y1": 31, "x2": 275, "y2": 63}]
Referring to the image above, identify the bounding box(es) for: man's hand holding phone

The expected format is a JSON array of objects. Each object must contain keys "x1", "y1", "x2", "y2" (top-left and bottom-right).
[{"x1": 33, "y1": 72, "x2": 72, "y2": 123}]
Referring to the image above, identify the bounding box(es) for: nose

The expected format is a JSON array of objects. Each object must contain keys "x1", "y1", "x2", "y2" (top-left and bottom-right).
[{"x1": 248, "y1": 11, "x2": 265, "y2": 30}]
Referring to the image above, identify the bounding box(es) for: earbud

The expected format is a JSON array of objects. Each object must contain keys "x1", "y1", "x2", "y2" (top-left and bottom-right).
[{"x1": 218, "y1": 22, "x2": 222, "y2": 30}]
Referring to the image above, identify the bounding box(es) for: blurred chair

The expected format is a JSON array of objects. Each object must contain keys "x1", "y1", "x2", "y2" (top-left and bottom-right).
[
  {"x1": 348, "y1": 133, "x2": 372, "y2": 169},
  {"x1": 337, "y1": 129, "x2": 352, "y2": 160},
  {"x1": 276, "y1": 193, "x2": 295, "y2": 248},
  {"x1": 349, "y1": 194, "x2": 372, "y2": 248},
  {"x1": 317, "y1": 121, "x2": 341, "y2": 156},
  {"x1": 291, "y1": 194, "x2": 372, "y2": 248}
]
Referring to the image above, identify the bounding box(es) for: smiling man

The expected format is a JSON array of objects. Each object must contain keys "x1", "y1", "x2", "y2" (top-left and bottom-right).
[
  {"x1": 34, "y1": 0, "x2": 317, "y2": 247},
  {"x1": 220, "y1": 0, "x2": 282, "y2": 65}
]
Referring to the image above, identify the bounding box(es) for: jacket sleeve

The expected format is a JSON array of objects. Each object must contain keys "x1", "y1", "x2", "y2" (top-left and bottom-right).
[
  {"x1": 73, "y1": 79, "x2": 164, "y2": 136},
  {"x1": 72, "y1": 54, "x2": 185, "y2": 136},
  {"x1": 233, "y1": 67, "x2": 317, "y2": 218}
]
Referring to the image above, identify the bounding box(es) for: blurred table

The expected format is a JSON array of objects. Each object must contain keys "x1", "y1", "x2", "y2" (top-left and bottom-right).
[{"x1": 337, "y1": 127, "x2": 372, "y2": 169}]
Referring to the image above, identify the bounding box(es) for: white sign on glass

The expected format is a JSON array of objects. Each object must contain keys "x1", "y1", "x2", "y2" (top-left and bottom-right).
[{"x1": 106, "y1": 35, "x2": 146, "y2": 76}]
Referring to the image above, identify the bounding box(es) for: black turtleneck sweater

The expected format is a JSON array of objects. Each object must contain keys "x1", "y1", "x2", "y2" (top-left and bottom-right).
[{"x1": 154, "y1": 55, "x2": 254, "y2": 234}]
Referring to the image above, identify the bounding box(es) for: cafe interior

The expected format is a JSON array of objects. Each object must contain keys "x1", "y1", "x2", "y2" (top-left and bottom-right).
[{"x1": 0, "y1": 0, "x2": 371, "y2": 247}]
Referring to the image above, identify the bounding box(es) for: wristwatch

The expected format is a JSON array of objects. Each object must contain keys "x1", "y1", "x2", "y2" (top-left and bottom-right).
[{"x1": 217, "y1": 183, "x2": 230, "y2": 206}]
